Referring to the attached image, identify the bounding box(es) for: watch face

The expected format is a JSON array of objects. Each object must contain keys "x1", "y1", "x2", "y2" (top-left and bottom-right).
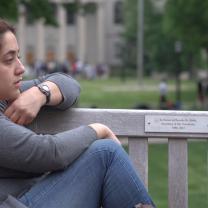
[
  {"x1": 38, "y1": 84, "x2": 51, "y2": 104},
  {"x1": 42, "y1": 85, "x2": 49, "y2": 92}
]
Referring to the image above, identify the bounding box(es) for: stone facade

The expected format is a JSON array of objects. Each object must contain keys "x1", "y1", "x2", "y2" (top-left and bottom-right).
[{"x1": 16, "y1": 0, "x2": 124, "y2": 67}]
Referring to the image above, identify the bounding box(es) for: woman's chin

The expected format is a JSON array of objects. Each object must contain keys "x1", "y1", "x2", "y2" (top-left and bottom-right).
[{"x1": 7, "y1": 91, "x2": 21, "y2": 103}]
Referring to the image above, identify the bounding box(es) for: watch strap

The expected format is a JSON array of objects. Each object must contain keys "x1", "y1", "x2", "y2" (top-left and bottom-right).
[{"x1": 37, "y1": 83, "x2": 51, "y2": 104}]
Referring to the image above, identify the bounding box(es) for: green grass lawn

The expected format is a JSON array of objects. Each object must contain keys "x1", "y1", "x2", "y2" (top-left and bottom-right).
[
  {"x1": 78, "y1": 77, "x2": 207, "y2": 208},
  {"x1": 148, "y1": 141, "x2": 207, "y2": 208},
  {"x1": 78, "y1": 77, "x2": 198, "y2": 110}
]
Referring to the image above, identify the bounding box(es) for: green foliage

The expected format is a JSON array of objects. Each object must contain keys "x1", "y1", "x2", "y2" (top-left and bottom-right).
[
  {"x1": 0, "y1": 0, "x2": 18, "y2": 20},
  {"x1": 121, "y1": 0, "x2": 208, "y2": 76},
  {"x1": 120, "y1": 0, "x2": 143, "y2": 73},
  {"x1": 121, "y1": 0, "x2": 178, "y2": 75},
  {"x1": 64, "y1": 2, "x2": 97, "y2": 16},
  {"x1": 143, "y1": 1, "x2": 177, "y2": 73},
  {"x1": 164, "y1": 0, "x2": 208, "y2": 49},
  {"x1": 64, "y1": 2, "x2": 79, "y2": 14},
  {"x1": 123, "y1": 0, "x2": 137, "y2": 42},
  {"x1": 0, "y1": 0, "x2": 96, "y2": 25},
  {"x1": 164, "y1": 0, "x2": 208, "y2": 73},
  {"x1": 21, "y1": 0, "x2": 57, "y2": 25},
  {"x1": 0, "y1": 0, "x2": 57, "y2": 25}
]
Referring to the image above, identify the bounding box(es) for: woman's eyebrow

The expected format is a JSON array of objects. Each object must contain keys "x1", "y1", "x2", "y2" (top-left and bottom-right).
[{"x1": 3, "y1": 50, "x2": 17, "y2": 57}]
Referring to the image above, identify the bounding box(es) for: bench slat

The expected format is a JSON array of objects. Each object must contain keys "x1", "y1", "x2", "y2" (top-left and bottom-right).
[
  {"x1": 168, "y1": 139, "x2": 188, "y2": 208},
  {"x1": 128, "y1": 137, "x2": 148, "y2": 188},
  {"x1": 29, "y1": 108, "x2": 208, "y2": 139}
]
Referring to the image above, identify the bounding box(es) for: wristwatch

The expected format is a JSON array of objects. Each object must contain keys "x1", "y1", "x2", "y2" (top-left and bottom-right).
[{"x1": 37, "y1": 83, "x2": 51, "y2": 104}]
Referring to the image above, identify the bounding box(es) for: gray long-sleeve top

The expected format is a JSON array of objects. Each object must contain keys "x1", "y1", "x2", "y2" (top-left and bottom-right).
[{"x1": 0, "y1": 73, "x2": 98, "y2": 207}]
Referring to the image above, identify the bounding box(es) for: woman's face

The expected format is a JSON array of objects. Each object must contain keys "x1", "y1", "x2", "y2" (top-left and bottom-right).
[{"x1": 0, "y1": 31, "x2": 25, "y2": 102}]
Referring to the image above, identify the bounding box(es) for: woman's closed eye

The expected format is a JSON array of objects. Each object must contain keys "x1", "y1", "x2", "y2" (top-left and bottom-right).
[
  {"x1": 4, "y1": 57, "x2": 14, "y2": 65},
  {"x1": 4, "y1": 54, "x2": 20, "y2": 65}
]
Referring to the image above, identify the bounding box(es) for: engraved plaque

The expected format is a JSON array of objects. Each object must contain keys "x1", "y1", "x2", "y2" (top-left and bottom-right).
[{"x1": 145, "y1": 115, "x2": 208, "y2": 133}]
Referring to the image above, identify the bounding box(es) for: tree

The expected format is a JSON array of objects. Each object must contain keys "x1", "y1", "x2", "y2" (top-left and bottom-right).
[
  {"x1": 0, "y1": 0, "x2": 18, "y2": 21},
  {"x1": 22, "y1": 0, "x2": 57, "y2": 25},
  {"x1": 121, "y1": 0, "x2": 177, "y2": 76},
  {"x1": 0, "y1": 0, "x2": 57, "y2": 25},
  {"x1": 0, "y1": 0, "x2": 97, "y2": 26},
  {"x1": 164, "y1": 0, "x2": 208, "y2": 74},
  {"x1": 121, "y1": 0, "x2": 138, "y2": 72},
  {"x1": 143, "y1": 0, "x2": 177, "y2": 74}
]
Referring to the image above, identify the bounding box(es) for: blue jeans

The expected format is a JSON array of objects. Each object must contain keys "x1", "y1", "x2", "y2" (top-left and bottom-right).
[{"x1": 19, "y1": 139, "x2": 156, "y2": 208}]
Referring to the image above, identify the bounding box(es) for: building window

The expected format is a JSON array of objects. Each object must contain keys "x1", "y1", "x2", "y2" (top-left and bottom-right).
[
  {"x1": 65, "y1": 3, "x2": 77, "y2": 25},
  {"x1": 50, "y1": 3, "x2": 58, "y2": 18},
  {"x1": 66, "y1": 11, "x2": 76, "y2": 25},
  {"x1": 114, "y1": 1, "x2": 123, "y2": 24}
]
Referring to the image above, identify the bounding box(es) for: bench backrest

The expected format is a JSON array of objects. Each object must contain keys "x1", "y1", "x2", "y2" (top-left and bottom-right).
[{"x1": 29, "y1": 108, "x2": 208, "y2": 208}]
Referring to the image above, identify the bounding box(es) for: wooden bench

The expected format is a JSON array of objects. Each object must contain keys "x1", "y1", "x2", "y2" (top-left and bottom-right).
[{"x1": 29, "y1": 108, "x2": 208, "y2": 208}]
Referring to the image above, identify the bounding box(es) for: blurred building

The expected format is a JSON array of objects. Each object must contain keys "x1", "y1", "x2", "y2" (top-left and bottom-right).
[{"x1": 16, "y1": 0, "x2": 124, "y2": 68}]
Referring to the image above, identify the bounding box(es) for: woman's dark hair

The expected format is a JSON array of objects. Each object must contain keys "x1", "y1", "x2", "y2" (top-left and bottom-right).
[{"x1": 0, "y1": 19, "x2": 16, "y2": 49}]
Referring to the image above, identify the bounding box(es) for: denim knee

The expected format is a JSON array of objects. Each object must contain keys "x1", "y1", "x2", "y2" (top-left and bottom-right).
[
  {"x1": 84, "y1": 139, "x2": 123, "y2": 169},
  {"x1": 88, "y1": 139, "x2": 121, "y2": 154}
]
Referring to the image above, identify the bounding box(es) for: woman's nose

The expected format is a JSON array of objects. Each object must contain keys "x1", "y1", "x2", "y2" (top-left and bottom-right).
[{"x1": 15, "y1": 58, "x2": 25, "y2": 74}]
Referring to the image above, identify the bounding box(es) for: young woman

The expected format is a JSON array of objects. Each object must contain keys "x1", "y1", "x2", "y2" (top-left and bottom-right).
[{"x1": 0, "y1": 19, "x2": 156, "y2": 208}]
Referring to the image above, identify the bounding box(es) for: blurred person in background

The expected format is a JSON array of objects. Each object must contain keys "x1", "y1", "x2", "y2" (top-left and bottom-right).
[{"x1": 159, "y1": 78, "x2": 168, "y2": 109}]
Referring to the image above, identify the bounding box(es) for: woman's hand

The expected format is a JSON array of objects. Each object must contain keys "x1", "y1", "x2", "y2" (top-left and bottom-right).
[
  {"x1": 5, "y1": 81, "x2": 63, "y2": 125},
  {"x1": 4, "y1": 86, "x2": 45, "y2": 125},
  {"x1": 88, "y1": 123, "x2": 121, "y2": 145}
]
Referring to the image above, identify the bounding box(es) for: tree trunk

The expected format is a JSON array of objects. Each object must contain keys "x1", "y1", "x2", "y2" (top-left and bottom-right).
[
  {"x1": 187, "y1": 53, "x2": 195, "y2": 79},
  {"x1": 205, "y1": 47, "x2": 208, "y2": 69}
]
